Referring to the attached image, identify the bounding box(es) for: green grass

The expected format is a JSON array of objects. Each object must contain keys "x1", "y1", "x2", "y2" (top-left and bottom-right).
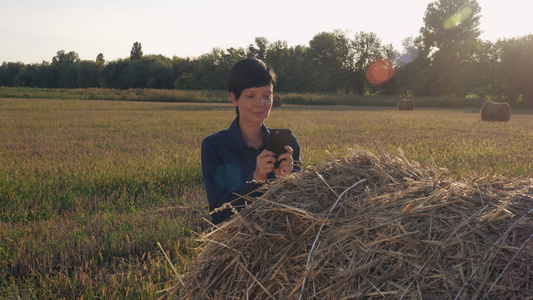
[
  {"x1": 0, "y1": 87, "x2": 230, "y2": 103},
  {"x1": 0, "y1": 86, "x2": 495, "y2": 108},
  {"x1": 0, "y1": 98, "x2": 532, "y2": 299}
]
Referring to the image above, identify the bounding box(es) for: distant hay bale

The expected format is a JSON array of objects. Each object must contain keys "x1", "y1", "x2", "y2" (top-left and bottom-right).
[
  {"x1": 481, "y1": 101, "x2": 511, "y2": 122},
  {"x1": 167, "y1": 148, "x2": 533, "y2": 299},
  {"x1": 398, "y1": 98, "x2": 415, "y2": 110},
  {"x1": 273, "y1": 95, "x2": 282, "y2": 107}
]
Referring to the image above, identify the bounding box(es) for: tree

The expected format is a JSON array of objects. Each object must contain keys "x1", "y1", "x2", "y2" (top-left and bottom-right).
[
  {"x1": 0, "y1": 62, "x2": 26, "y2": 86},
  {"x1": 123, "y1": 59, "x2": 145, "y2": 88},
  {"x1": 12, "y1": 64, "x2": 29, "y2": 87},
  {"x1": 349, "y1": 31, "x2": 388, "y2": 94},
  {"x1": 351, "y1": 32, "x2": 386, "y2": 71},
  {"x1": 95, "y1": 53, "x2": 105, "y2": 87},
  {"x1": 264, "y1": 40, "x2": 294, "y2": 91},
  {"x1": 52, "y1": 50, "x2": 80, "y2": 88},
  {"x1": 52, "y1": 50, "x2": 80, "y2": 65},
  {"x1": 35, "y1": 61, "x2": 57, "y2": 88},
  {"x1": 130, "y1": 42, "x2": 143, "y2": 60},
  {"x1": 196, "y1": 47, "x2": 246, "y2": 90},
  {"x1": 395, "y1": 37, "x2": 430, "y2": 96},
  {"x1": 96, "y1": 53, "x2": 105, "y2": 66},
  {"x1": 248, "y1": 37, "x2": 269, "y2": 60},
  {"x1": 173, "y1": 57, "x2": 200, "y2": 90},
  {"x1": 307, "y1": 30, "x2": 352, "y2": 93},
  {"x1": 76, "y1": 60, "x2": 98, "y2": 88},
  {"x1": 397, "y1": 37, "x2": 421, "y2": 68},
  {"x1": 496, "y1": 35, "x2": 533, "y2": 107},
  {"x1": 100, "y1": 59, "x2": 128, "y2": 89},
  {"x1": 419, "y1": 0, "x2": 482, "y2": 97},
  {"x1": 143, "y1": 55, "x2": 174, "y2": 89},
  {"x1": 420, "y1": 0, "x2": 481, "y2": 53},
  {"x1": 371, "y1": 44, "x2": 398, "y2": 96}
]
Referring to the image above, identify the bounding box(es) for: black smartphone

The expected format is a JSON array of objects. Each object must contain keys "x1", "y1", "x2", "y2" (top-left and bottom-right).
[{"x1": 267, "y1": 129, "x2": 292, "y2": 169}]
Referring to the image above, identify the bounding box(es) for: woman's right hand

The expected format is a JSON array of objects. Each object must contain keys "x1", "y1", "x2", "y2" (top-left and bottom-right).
[{"x1": 253, "y1": 149, "x2": 275, "y2": 181}]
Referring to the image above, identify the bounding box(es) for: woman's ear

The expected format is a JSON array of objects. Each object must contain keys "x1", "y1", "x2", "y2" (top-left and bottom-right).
[{"x1": 230, "y1": 92, "x2": 238, "y2": 106}]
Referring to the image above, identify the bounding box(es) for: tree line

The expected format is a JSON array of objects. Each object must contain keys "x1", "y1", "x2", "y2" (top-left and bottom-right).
[{"x1": 1, "y1": 0, "x2": 532, "y2": 107}]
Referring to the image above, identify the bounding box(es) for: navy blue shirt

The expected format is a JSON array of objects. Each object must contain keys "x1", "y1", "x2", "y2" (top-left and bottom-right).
[{"x1": 201, "y1": 117, "x2": 301, "y2": 225}]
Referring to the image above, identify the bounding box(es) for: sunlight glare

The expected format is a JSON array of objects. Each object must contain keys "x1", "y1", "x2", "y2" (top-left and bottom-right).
[
  {"x1": 443, "y1": 7, "x2": 472, "y2": 30},
  {"x1": 366, "y1": 58, "x2": 395, "y2": 85}
]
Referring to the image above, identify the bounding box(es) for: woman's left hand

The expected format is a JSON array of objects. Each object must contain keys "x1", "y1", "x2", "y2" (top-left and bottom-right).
[{"x1": 274, "y1": 146, "x2": 294, "y2": 177}]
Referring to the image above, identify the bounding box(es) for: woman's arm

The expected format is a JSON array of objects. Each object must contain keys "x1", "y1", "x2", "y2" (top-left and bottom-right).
[{"x1": 201, "y1": 138, "x2": 263, "y2": 224}]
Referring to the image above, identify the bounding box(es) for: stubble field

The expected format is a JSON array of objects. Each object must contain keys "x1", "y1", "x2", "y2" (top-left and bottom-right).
[{"x1": 0, "y1": 98, "x2": 532, "y2": 298}]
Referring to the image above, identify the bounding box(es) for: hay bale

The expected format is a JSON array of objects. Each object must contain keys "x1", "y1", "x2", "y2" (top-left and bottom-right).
[
  {"x1": 273, "y1": 95, "x2": 282, "y2": 107},
  {"x1": 168, "y1": 148, "x2": 533, "y2": 299},
  {"x1": 481, "y1": 101, "x2": 511, "y2": 122},
  {"x1": 398, "y1": 98, "x2": 415, "y2": 110}
]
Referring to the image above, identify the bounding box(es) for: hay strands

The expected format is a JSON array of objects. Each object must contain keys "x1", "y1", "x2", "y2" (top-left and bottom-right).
[
  {"x1": 168, "y1": 148, "x2": 533, "y2": 299},
  {"x1": 454, "y1": 206, "x2": 533, "y2": 300},
  {"x1": 298, "y1": 178, "x2": 367, "y2": 300}
]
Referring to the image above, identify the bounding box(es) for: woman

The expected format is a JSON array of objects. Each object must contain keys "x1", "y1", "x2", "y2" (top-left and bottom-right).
[{"x1": 201, "y1": 58, "x2": 301, "y2": 225}]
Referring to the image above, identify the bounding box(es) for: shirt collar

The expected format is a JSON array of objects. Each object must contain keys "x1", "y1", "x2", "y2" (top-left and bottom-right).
[{"x1": 229, "y1": 117, "x2": 270, "y2": 150}]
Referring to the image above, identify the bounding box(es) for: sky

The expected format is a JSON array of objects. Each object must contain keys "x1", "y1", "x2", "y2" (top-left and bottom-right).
[{"x1": 0, "y1": 0, "x2": 531, "y2": 64}]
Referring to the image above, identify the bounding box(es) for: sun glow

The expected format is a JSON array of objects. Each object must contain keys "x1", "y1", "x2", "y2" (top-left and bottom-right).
[
  {"x1": 366, "y1": 58, "x2": 395, "y2": 85},
  {"x1": 443, "y1": 7, "x2": 472, "y2": 30}
]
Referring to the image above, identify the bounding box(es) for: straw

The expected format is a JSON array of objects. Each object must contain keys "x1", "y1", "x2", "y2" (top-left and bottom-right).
[{"x1": 163, "y1": 147, "x2": 533, "y2": 299}]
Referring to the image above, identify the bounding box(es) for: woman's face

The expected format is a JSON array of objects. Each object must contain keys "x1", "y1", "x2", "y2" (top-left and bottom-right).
[{"x1": 231, "y1": 84, "x2": 273, "y2": 125}]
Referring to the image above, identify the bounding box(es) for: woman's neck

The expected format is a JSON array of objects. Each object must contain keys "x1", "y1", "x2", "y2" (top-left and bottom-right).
[{"x1": 239, "y1": 119, "x2": 263, "y2": 149}]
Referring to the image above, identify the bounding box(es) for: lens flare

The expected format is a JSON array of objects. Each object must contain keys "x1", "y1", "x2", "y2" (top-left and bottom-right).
[
  {"x1": 398, "y1": 48, "x2": 419, "y2": 67},
  {"x1": 366, "y1": 58, "x2": 395, "y2": 86},
  {"x1": 443, "y1": 7, "x2": 472, "y2": 29}
]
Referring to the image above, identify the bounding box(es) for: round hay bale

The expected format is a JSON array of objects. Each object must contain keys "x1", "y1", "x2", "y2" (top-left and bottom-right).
[
  {"x1": 272, "y1": 95, "x2": 282, "y2": 107},
  {"x1": 481, "y1": 101, "x2": 511, "y2": 122},
  {"x1": 168, "y1": 149, "x2": 533, "y2": 299},
  {"x1": 398, "y1": 98, "x2": 415, "y2": 110}
]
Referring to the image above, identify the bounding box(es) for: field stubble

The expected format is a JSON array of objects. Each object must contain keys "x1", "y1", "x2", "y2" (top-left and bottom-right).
[{"x1": 0, "y1": 98, "x2": 532, "y2": 298}]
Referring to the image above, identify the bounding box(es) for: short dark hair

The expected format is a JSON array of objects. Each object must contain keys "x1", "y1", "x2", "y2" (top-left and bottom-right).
[{"x1": 228, "y1": 58, "x2": 277, "y2": 101}]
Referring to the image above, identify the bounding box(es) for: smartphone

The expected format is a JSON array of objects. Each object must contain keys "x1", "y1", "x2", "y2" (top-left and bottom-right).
[{"x1": 267, "y1": 129, "x2": 292, "y2": 169}]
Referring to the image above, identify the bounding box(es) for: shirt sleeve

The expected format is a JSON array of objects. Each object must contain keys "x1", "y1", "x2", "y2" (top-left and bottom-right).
[{"x1": 201, "y1": 137, "x2": 263, "y2": 217}]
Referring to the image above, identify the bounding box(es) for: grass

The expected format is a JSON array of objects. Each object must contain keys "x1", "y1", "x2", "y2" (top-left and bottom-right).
[
  {"x1": 0, "y1": 97, "x2": 532, "y2": 299},
  {"x1": 0, "y1": 86, "x2": 499, "y2": 108},
  {"x1": 0, "y1": 87, "x2": 230, "y2": 103}
]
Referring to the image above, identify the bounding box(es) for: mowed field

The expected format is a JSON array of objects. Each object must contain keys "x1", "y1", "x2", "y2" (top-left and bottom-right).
[{"x1": 0, "y1": 98, "x2": 532, "y2": 299}]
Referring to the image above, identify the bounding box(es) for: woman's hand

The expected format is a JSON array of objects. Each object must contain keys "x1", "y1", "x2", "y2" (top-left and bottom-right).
[
  {"x1": 253, "y1": 149, "x2": 276, "y2": 181},
  {"x1": 274, "y1": 146, "x2": 294, "y2": 177},
  {"x1": 253, "y1": 146, "x2": 294, "y2": 181}
]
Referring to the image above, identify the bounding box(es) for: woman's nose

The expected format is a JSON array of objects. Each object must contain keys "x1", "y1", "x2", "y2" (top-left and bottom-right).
[
  {"x1": 255, "y1": 96, "x2": 267, "y2": 105},
  {"x1": 261, "y1": 96, "x2": 272, "y2": 105}
]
